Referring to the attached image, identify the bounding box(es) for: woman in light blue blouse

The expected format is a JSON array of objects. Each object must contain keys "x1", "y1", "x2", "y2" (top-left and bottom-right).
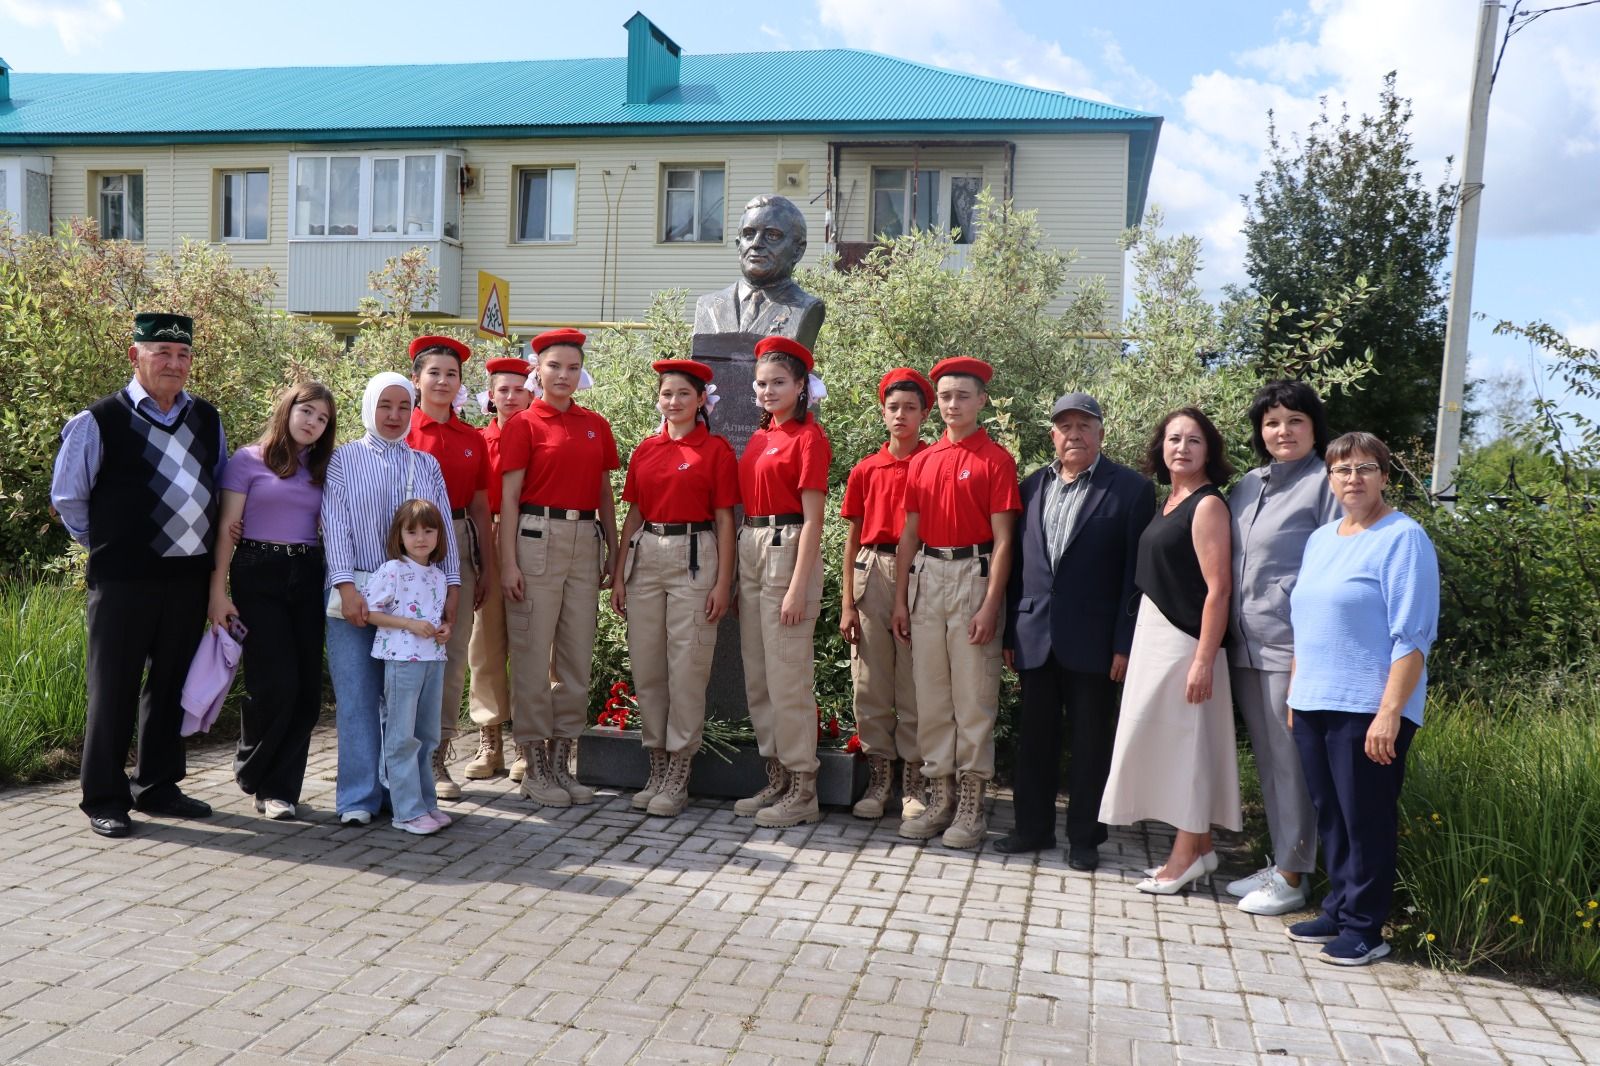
[{"x1": 1286, "y1": 431, "x2": 1439, "y2": 967}]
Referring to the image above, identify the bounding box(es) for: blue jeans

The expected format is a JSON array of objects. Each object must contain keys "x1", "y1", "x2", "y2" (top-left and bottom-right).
[
  {"x1": 326, "y1": 618, "x2": 386, "y2": 817},
  {"x1": 381, "y1": 659, "x2": 444, "y2": 822}
]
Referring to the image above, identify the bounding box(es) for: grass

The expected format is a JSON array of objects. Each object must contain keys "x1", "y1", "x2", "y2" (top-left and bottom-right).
[
  {"x1": 0, "y1": 577, "x2": 88, "y2": 784},
  {"x1": 1393, "y1": 675, "x2": 1600, "y2": 989}
]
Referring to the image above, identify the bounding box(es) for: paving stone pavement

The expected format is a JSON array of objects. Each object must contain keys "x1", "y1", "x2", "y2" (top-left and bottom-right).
[{"x1": 1, "y1": 728, "x2": 1595, "y2": 1066}]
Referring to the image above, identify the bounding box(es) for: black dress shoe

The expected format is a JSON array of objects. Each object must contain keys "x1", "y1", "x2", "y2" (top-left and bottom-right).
[
  {"x1": 134, "y1": 791, "x2": 213, "y2": 819},
  {"x1": 88, "y1": 813, "x2": 132, "y2": 838},
  {"x1": 993, "y1": 833, "x2": 1053, "y2": 855},
  {"x1": 1066, "y1": 845, "x2": 1100, "y2": 871}
]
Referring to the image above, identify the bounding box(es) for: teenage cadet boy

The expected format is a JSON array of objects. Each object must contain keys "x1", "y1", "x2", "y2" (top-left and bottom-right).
[
  {"x1": 841, "y1": 368, "x2": 933, "y2": 819},
  {"x1": 891, "y1": 358, "x2": 1020, "y2": 848}
]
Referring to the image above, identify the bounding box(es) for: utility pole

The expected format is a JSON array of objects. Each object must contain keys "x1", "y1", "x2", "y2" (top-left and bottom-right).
[{"x1": 1431, "y1": 0, "x2": 1503, "y2": 506}]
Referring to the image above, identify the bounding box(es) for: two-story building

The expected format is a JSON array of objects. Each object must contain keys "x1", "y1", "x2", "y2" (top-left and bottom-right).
[{"x1": 0, "y1": 14, "x2": 1161, "y2": 323}]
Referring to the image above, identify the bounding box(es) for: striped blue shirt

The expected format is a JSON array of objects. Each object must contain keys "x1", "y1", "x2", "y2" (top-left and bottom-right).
[
  {"x1": 50, "y1": 377, "x2": 230, "y2": 545},
  {"x1": 321, "y1": 433, "x2": 459, "y2": 589}
]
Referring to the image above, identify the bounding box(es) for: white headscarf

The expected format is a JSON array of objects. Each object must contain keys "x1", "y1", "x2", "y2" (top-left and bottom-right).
[{"x1": 362, "y1": 372, "x2": 416, "y2": 441}]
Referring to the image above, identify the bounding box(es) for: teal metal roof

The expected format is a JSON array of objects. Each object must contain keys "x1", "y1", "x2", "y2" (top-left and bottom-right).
[{"x1": 0, "y1": 48, "x2": 1161, "y2": 224}]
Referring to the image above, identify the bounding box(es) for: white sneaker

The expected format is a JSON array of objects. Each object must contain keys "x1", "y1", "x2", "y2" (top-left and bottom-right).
[
  {"x1": 263, "y1": 799, "x2": 296, "y2": 821},
  {"x1": 1226, "y1": 864, "x2": 1276, "y2": 898},
  {"x1": 1238, "y1": 870, "x2": 1309, "y2": 916},
  {"x1": 339, "y1": 810, "x2": 373, "y2": 826}
]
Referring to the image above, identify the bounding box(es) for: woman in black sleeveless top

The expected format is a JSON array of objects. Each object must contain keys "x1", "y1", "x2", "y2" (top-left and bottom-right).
[{"x1": 1099, "y1": 407, "x2": 1241, "y2": 894}]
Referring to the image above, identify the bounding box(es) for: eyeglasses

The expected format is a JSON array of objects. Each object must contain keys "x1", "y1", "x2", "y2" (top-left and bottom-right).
[{"x1": 1329, "y1": 462, "x2": 1384, "y2": 481}]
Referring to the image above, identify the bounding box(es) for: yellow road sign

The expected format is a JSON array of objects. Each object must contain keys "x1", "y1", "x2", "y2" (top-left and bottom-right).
[{"x1": 476, "y1": 271, "x2": 509, "y2": 339}]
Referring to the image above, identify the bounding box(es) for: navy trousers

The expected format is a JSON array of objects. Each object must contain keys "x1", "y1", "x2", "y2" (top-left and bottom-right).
[{"x1": 1293, "y1": 709, "x2": 1418, "y2": 943}]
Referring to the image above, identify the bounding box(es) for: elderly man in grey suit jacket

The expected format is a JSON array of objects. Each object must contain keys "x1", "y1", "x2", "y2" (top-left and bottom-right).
[{"x1": 693, "y1": 194, "x2": 825, "y2": 347}]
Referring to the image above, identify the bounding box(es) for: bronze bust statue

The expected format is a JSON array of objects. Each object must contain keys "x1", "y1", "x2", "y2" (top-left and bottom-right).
[{"x1": 693, "y1": 194, "x2": 825, "y2": 347}]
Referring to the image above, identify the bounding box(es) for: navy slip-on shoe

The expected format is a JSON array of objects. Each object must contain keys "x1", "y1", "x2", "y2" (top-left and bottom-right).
[{"x1": 1319, "y1": 931, "x2": 1391, "y2": 966}]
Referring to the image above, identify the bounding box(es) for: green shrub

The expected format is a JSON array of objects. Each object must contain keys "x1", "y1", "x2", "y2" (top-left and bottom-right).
[
  {"x1": 0, "y1": 577, "x2": 87, "y2": 784},
  {"x1": 1394, "y1": 675, "x2": 1600, "y2": 987}
]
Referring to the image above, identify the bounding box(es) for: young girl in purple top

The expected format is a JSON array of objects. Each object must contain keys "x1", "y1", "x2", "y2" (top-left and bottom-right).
[{"x1": 208, "y1": 382, "x2": 336, "y2": 820}]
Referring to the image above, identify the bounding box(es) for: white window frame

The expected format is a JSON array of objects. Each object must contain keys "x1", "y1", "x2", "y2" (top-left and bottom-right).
[
  {"x1": 660, "y1": 165, "x2": 726, "y2": 244},
  {"x1": 218, "y1": 168, "x2": 270, "y2": 243},
  {"x1": 95, "y1": 171, "x2": 144, "y2": 242},
  {"x1": 513, "y1": 165, "x2": 577, "y2": 244},
  {"x1": 871, "y1": 166, "x2": 940, "y2": 240},
  {"x1": 288, "y1": 150, "x2": 463, "y2": 243},
  {"x1": 0, "y1": 156, "x2": 52, "y2": 235}
]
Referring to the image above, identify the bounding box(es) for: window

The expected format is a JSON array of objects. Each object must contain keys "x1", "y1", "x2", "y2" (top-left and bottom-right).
[
  {"x1": 661, "y1": 166, "x2": 724, "y2": 243},
  {"x1": 290, "y1": 151, "x2": 462, "y2": 240},
  {"x1": 515, "y1": 167, "x2": 576, "y2": 242},
  {"x1": 0, "y1": 157, "x2": 52, "y2": 235},
  {"x1": 871, "y1": 167, "x2": 938, "y2": 240},
  {"x1": 97, "y1": 172, "x2": 144, "y2": 241},
  {"x1": 948, "y1": 175, "x2": 982, "y2": 245},
  {"x1": 220, "y1": 169, "x2": 269, "y2": 242}
]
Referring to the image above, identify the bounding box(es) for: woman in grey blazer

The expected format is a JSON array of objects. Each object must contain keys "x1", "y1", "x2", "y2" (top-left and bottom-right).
[{"x1": 1226, "y1": 381, "x2": 1341, "y2": 915}]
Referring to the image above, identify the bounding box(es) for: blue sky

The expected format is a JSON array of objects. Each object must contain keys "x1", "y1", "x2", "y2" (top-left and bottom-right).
[{"x1": 5, "y1": 0, "x2": 1598, "y2": 425}]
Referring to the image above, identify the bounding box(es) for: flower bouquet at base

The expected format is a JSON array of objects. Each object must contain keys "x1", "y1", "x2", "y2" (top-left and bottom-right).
[{"x1": 593, "y1": 680, "x2": 754, "y2": 764}]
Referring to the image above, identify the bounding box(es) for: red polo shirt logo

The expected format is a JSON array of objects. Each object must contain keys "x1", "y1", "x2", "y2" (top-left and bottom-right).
[
  {"x1": 959, "y1": 469, "x2": 972, "y2": 480},
  {"x1": 677, "y1": 462, "x2": 690, "y2": 471}
]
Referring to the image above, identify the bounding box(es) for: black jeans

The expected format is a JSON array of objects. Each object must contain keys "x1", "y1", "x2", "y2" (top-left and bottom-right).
[
  {"x1": 1011, "y1": 655, "x2": 1120, "y2": 848},
  {"x1": 81, "y1": 575, "x2": 209, "y2": 816},
  {"x1": 230, "y1": 544, "x2": 326, "y2": 803}
]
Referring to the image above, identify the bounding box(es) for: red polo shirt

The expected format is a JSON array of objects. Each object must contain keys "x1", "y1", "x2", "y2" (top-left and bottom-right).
[
  {"x1": 903, "y1": 428, "x2": 1020, "y2": 548},
  {"x1": 482, "y1": 417, "x2": 509, "y2": 515},
  {"x1": 738, "y1": 416, "x2": 831, "y2": 517},
  {"x1": 499, "y1": 399, "x2": 620, "y2": 510},
  {"x1": 622, "y1": 424, "x2": 740, "y2": 524},
  {"x1": 841, "y1": 441, "x2": 929, "y2": 545},
  {"x1": 407, "y1": 407, "x2": 490, "y2": 511}
]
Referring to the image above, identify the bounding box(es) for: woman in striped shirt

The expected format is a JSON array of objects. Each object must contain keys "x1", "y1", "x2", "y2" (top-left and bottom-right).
[{"x1": 321, "y1": 372, "x2": 459, "y2": 827}]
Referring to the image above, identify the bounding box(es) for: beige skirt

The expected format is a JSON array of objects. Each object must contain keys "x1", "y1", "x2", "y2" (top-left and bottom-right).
[{"x1": 1099, "y1": 596, "x2": 1242, "y2": 833}]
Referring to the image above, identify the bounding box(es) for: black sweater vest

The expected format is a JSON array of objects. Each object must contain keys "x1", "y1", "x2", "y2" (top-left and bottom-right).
[{"x1": 85, "y1": 390, "x2": 221, "y2": 587}]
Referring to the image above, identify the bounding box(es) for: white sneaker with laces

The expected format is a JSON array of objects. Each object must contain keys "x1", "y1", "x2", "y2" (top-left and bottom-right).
[
  {"x1": 1226, "y1": 864, "x2": 1276, "y2": 898},
  {"x1": 1238, "y1": 870, "x2": 1309, "y2": 915},
  {"x1": 263, "y1": 799, "x2": 296, "y2": 821}
]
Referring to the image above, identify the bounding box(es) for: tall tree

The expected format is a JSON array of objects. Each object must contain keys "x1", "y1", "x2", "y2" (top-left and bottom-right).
[{"x1": 1237, "y1": 73, "x2": 1456, "y2": 452}]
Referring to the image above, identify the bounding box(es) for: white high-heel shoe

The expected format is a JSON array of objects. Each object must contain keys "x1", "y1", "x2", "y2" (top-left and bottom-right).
[
  {"x1": 1144, "y1": 851, "x2": 1217, "y2": 879},
  {"x1": 1137, "y1": 854, "x2": 1211, "y2": 895}
]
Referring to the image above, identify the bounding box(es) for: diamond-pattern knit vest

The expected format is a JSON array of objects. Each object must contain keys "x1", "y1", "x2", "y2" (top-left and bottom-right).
[{"x1": 85, "y1": 389, "x2": 220, "y2": 588}]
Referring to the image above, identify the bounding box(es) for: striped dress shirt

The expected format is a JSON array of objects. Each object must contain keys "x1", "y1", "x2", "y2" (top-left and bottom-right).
[
  {"x1": 1041, "y1": 455, "x2": 1100, "y2": 568},
  {"x1": 321, "y1": 433, "x2": 459, "y2": 589}
]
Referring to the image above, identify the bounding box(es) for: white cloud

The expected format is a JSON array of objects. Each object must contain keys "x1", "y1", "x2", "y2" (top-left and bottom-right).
[
  {"x1": 1566, "y1": 319, "x2": 1600, "y2": 352},
  {"x1": 0, "y1": 0, "x2": 123, "y2": 53}
]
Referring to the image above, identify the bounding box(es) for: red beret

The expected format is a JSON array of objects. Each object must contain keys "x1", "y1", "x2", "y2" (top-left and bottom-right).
[
  {"x1": 652, "y1": 359, "x2": 714, "y2": 384},
  {"x1": 485, "y1": 356, "x2": 531, "y2": 377},
  {"x1": 409, "y1": 335, "x2": 471, "y2": 362},
  {"x1": 878, "y1": 367, "x2": 934, "y2": 407},
  {"x1": 753, "y1": 335, "x2": 814, "y2": 373},
  {"x1": 531, "y1": 328, "x2": 587, "y2": 354},
  {"x1": 929, "y1": 356, "x2": 993, "y2": 385}
]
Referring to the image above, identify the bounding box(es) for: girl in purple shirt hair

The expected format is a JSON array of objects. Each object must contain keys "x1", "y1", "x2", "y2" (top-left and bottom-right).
[{"x1": 208, "y1": 382, "x2": 337, "y2": 821}]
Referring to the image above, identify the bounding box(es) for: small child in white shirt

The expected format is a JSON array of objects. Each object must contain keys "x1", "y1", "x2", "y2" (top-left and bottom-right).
[{"x1": 367, "y1": 499, "x2": 453, "y2": 835}]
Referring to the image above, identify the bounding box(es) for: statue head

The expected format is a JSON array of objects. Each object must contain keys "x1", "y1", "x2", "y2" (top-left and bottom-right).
[{"x1": 737, "y1": 194, "x2": 808, "y2": 287}]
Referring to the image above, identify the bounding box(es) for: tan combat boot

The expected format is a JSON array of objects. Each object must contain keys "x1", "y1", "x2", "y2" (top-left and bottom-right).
[
  {"x1": 898, "y1": 775, "x2": 955, "y2": 840},
  {"x1": 508, "y1": 726, "x2": 528, "y2": 782},
  {"x1": 646, "y1": 749, "x2": 694, "y2": 817},
  {"x1": 548, "y1": 738, "x2": 595, "y2": 804},
  {"x1": 733, "y1": 758, "x2": 790, "y2": 817},
  {"x1": 852, "y1": 755, "x2": 894, "y2": 819},
  {"x1": 901, "y1": 762, "x2": 928, "y2": 820},
  {"x1": 518, "y1": 741, "x2": 571, "y2": 808},
  {"x1": 463, "y1": 726, "x2": 503, "y2": 779},
  {"x1": 632, "y1": 748, "x2": 669, "y2": 811},
  {"x1": 755, "y1": 770, "x2": 820, "y2": 828},
  {"x1": 940, "y1": 772, "x2": 988, "y2": 849},
  {"x1": 431, "y1": 742, "x2": 462, "y2": 800}
]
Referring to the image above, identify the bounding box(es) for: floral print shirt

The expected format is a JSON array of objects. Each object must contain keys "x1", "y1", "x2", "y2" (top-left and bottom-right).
[{"x1": 366, "y1": 557, "x2": 448, "y2": 662}]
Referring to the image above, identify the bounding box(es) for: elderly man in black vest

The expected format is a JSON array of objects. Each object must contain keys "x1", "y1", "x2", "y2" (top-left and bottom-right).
[{"x1": 51, "y1": 312, "x2": 227, "y2": 837}]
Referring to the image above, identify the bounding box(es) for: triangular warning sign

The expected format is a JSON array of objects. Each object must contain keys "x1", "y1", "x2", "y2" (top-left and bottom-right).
[{"x1": 478, "y1": 283, "x2": 506, "y2": 339}]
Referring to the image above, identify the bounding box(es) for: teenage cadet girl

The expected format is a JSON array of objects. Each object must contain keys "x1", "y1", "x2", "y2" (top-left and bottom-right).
[
  {"x1": 208, "y1": 382, "x2": 337, "y2": 820},
  {"x1": 498, "y1": 329, "x2": 620, "y2": 808},
  {"x1": 463, "y1": 356, "x2": 534, "y2": 782},
  {"x1": 891, "y1": 357, "x2": 1021, "y2": 849},
  {"x1": 839, "y1": 368, "x2": 932, "y2": 820},
  {"x1": 610, "y1": 359, "x2": 738, "y2": 816},
  {"x1": 734, "y1": 335, "x2": 832, "y2": 828},
  {"x1": 406, "y1": 336, "x2": 494, "y2": 801},
  {"x1": 365, "y1": 499, "x2": 453, "y2": 836}
]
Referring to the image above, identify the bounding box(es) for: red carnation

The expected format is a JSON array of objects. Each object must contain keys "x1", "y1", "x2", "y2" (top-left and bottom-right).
[
  {"x1": 845, "y1": 735, "x2": 862, "y2": 754},
  {"x1": 827, "y1": 718, "x2": 841, "y2": 738},
  {"x1": 610, "y1": 682, "x2": 630, "y2": 697}
]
